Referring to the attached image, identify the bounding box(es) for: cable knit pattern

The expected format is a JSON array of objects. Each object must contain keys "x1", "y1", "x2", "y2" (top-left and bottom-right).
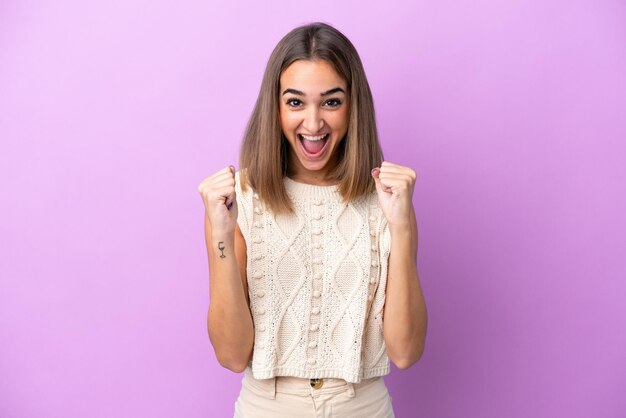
[{"x1": 235, "y1": 171, "x2": 391, "y2": 384}]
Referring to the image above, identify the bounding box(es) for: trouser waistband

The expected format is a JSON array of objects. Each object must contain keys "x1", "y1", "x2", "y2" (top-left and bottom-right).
[{"x1": 242, "y1": 367, "x2": 380, "y2": 400}]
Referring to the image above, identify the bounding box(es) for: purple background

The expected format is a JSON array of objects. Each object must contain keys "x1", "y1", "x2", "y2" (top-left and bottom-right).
[{"x1": 1, "y1": 1, "x2": 625, "y2": 417}]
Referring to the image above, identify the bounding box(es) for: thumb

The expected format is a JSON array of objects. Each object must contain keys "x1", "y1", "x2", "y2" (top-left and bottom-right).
[{"x1": 371, "y1": 167, "x2": 383, "y2": 192}]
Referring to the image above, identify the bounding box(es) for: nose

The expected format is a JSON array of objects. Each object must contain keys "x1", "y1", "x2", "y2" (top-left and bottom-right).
[{"x1": 302, "y1": 107, "x2": 325, "y2": 133}]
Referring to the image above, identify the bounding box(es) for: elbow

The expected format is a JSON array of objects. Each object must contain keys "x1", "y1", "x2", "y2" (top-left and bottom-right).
[
  {"x1": 207, "y1": 321, "x2": 253, "y2": 374},
  {"x1": 390, "y1": 344, "x2": 425, "y2": 370},
  {"x1": 215, "y1": 353, "x2": 250, "y2": 373},
  {"x1": 220, "y1": 359, "x2": 248, "y2": 373},
  {"x1": 209, "y1": 334, "x2": 252, "y2": 373},
  {"x1": 392, "y1": 354, "x2": 420, "y2": 370}
]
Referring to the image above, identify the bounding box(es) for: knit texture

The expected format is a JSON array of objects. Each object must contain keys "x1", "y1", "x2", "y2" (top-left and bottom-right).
[{"x1": 234, "y1": 171, "x2": 391, "y2": 383}]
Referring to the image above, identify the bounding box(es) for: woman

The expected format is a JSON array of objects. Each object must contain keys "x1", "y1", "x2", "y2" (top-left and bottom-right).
[{"x1": 198, "y1": 22, "x2": 427, "y2": 417}]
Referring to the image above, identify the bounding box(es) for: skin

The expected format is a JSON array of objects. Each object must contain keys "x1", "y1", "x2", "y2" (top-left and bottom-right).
[
  {"x1": 198, "y1": 165, "x2": 253, "y2": 372},
  {"x1": 279, "y1": 59, "x2": 349, "y2": 185},
  {"x1": 198, "y1": 59, "x2": 427, "y2": 372},
  {"x1": 372, "y1": 163, "x2": 428, "y2": 368}
]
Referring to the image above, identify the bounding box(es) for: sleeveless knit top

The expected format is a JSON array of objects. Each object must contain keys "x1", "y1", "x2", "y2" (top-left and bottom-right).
[{"x1": 234, "y1": 171, "x2": 392, "y2": 383}]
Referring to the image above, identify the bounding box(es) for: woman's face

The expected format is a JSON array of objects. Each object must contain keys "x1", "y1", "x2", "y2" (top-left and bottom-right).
[{"x1": 279, "y1": 59, "x2": 350, "y2": 180}]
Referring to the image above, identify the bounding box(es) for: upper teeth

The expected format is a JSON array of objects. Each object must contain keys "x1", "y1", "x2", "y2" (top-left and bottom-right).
[{"x1": 301, "y1": 134, "x2": 327, "y2": 141}]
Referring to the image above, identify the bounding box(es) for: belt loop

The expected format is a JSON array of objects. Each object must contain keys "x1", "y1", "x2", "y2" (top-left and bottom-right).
[
  {"x1": 271, "y1": 376, "x2": 277, "y2": 399},
  {"x1": 346, "y1": 381, "x2": 355, "y2": 398}
]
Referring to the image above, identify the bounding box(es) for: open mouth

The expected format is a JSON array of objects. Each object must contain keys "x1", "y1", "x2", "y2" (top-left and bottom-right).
[{"x1": 298, "y1": 133, "x2": 330, "y2": 158}]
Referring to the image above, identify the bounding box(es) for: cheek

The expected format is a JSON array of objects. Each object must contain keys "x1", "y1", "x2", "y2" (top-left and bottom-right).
[
  {"x1": 278, "y1": 106, "x2": 296, "y2": 125},
  {"x1": 331, "y1": 109, "x2": 350, "y2": 132},
  {"x1": 279, "y1": 111, "x2": 298, "y2": 131}
]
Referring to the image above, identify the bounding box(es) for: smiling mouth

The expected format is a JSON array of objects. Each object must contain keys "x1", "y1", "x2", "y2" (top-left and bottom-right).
[{"x1": 298, "y1": 133, "x2": 330, "y2": 157}]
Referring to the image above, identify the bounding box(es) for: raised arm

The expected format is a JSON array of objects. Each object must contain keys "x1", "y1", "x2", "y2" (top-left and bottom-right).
[
  {"x1": 372, "y1": 162, "x2": 428, "y2": 369},
  {"x1": 199, "y1": 166, "x2": 254, "y2": 372}
]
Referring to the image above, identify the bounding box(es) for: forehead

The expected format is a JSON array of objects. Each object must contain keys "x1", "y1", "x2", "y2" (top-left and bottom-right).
[{"x1": 280, "y1": 60, "x2": 346, "y2": 92}]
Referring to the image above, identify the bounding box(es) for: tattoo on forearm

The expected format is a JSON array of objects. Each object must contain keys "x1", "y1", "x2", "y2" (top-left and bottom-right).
[{"x1": 218, "y1": 242, "x2": 226, "y2": 259}]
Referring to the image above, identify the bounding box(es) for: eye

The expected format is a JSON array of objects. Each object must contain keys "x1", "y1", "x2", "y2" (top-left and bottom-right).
[
  {"x1": 324, "y1": 98, "x2": 342, "y2": 108},
  {"x1": 286, "y1": 98, "x2": 303, "y2": 108}
]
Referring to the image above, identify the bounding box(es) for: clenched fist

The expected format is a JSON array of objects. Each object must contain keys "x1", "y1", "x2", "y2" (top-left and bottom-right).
[{"x1": 197, "y1": 165, "x2": 238, "y2": 237}]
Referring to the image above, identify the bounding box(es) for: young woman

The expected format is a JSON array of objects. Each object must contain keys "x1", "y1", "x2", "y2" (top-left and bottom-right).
[{"x1": 198, "y1": 22, "x2": 428, "y2": 418}]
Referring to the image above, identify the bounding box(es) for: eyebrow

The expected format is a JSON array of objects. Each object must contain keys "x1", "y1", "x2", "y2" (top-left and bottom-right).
[{"x1": 282, "y1": 87, "x2": 345, "y2": 96}]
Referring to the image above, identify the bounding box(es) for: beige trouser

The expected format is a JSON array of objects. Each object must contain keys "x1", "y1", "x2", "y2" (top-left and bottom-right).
[{"x1": 233, "y1": 367, "x2": 395, "y2": 418}]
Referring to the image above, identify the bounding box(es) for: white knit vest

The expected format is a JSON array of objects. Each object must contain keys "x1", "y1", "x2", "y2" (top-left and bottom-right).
[{"x1": 234, "y1": 171, "x2": 391, "y2": 383}]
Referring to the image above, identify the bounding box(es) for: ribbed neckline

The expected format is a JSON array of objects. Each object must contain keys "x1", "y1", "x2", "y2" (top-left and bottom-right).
[{"x1": 284, "y1": 176, "x2": 341, "y2": 198}]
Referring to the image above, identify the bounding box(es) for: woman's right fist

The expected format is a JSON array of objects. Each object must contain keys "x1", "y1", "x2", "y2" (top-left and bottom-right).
[{"x1": 197, "y1": 165, "x2": 238, "y2": 237}]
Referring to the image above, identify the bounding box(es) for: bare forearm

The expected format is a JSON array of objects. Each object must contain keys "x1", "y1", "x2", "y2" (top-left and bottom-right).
[
  {"x1": 383, "y1": 213, "x2": 428, "y2": 369},
  {"x1": 206, "y1": 232, "x2": 254, "y2": 371}
]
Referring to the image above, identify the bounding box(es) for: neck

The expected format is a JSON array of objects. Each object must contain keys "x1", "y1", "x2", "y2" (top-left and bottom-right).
[{"x1": 287, "y1": 152, "x2": 340, "y2": 186}]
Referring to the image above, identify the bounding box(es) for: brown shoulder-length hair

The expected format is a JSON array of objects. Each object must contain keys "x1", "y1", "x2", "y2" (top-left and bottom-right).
[{"x1": 239, "y1": 22, "x2": 384, "y2": 215}]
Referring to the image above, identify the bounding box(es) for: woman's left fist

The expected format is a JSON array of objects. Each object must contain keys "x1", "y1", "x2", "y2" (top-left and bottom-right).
[{"x1": 371, "y1": 161, "x2": 417, "y2": 228}]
